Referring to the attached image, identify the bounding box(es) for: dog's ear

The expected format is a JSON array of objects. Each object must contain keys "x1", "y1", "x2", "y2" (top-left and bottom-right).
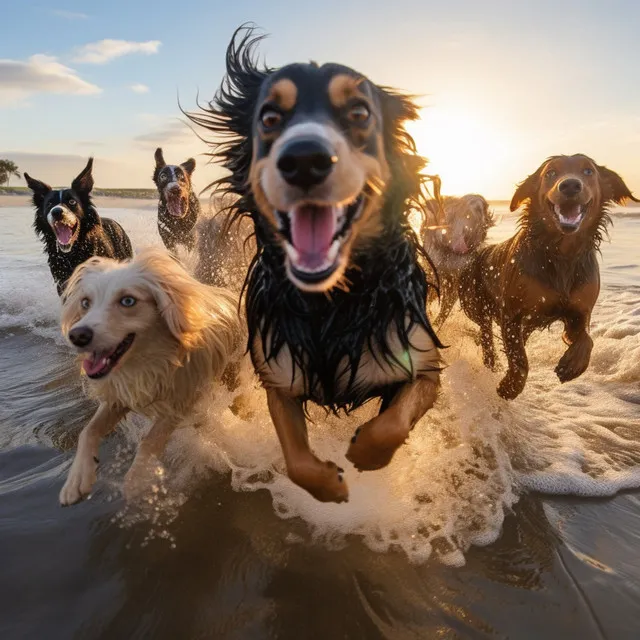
[
  {"x1": 597, "y1": 165, "x2": 640, "y2": 205},
  {"x1": 510, "y1": 166, "x2": 544, "y2": 212},
  {"x1": 24, "y1": 172, "x2": 52, "y2": 207},
  {"x1": 181, "y1": 158, "x2": 196, "y2": 175},
  {"x1": 155, "y1": 147, "x2": 166, "y2": 169},
  {"x1": 72, "y1": 158, "x2": 94, "y2": 194}
]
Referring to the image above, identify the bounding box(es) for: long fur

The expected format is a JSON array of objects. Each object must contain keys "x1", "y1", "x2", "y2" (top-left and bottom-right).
[
  {"x1": 61, "y1": 247, "x2": 242, "y2": 419},
  {"x1": 187, "y1": 25, "x2": 442, "y2": 413}
]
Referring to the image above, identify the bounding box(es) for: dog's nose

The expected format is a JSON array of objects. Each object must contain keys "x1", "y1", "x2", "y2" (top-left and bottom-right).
[
  {"x1": 69, "y1": 326, "x2": 93, "y2": 347},
  {"x1": 50, "y1": 206, "x2": 64, "y2": 220},
  {"x1": 558, "y1": 178, "x2": 582, "y2": 198},
  {"x1": 277, "y1": 138, "x2": 337, "y2": 189}
]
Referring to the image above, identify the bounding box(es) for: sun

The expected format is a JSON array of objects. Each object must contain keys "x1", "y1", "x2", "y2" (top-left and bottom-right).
[{"x1": 404, "y1": 106, "x2": 512, "y2": 199}]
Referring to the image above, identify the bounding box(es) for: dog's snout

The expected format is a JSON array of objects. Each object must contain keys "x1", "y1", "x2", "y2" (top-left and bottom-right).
[
  {"x1": 558, "y1": 178, "x2": 582, "y2": 198},
  {"x1": 50, "y1": 206, "x2": 64, "y2": 219},
  {"x1": 277, "y1": 138, "x2": 337, "y2": 189},
  {"x1": 69, "y1": 326, "x2": 93, "y2": 347}
]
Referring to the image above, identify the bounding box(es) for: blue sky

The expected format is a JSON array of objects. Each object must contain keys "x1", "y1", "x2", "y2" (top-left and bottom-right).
[{"x1": 1, "y1": 0, "x2": 639, "y2": 198}]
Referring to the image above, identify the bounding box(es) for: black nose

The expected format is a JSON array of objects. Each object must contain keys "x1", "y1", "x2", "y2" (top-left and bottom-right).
[
  {"x1": 558, "y1": 178, "x2": 582, "y2": 198},
  {"x1": 276, "y1": 138, "x2": 337, "y2": 189},
  {"x1": 50, "y1": 206, "x2": 64, "y2": 220},
  {"x1": 69, "y1": 326, "x2": 93, "y2": 347}
]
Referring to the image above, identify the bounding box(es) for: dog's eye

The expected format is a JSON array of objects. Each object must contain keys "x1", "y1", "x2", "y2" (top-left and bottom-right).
[
  {"x1": 120, "y1": 296, "x2": 137, "y2": 308},
  {"x1": 583, "y1": 167, "x2": 594, "y2": 176},
  {"x1": 347, "y1": 102, "x2": 370, "y2": 124},
  {"x1": 68, "y1": 198, "x2": 76, "y2": 206},
  {"x1": 81, "y1": 298, "x2": 91, "y2": 309},
  {"x1": 260, "y1": 108, "x2": 282, "y2": 130},
  {"x1": 545, "y1": 170, "x2": 557, "y2": 180}
]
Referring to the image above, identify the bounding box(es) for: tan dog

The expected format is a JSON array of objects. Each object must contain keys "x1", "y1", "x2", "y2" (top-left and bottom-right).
[
  {"x1": 422, "y1": 176, "x2": 493, "y2": 326},
  {"x1": 59, "y1": 247, "x2": 242, "y2": 505}
]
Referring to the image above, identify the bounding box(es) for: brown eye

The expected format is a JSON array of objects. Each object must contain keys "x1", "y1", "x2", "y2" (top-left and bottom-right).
[
  {"x1": 68, "y1": 198, "x2": 77, "y2": 206},
  {"x1": 347, "y1": 102, "x2": 370, "y2": 123},
  {"x1": 260, "y1": 108, "x2": 282, "y2": 129},
  {"x1": 545, "y1": 170, "x2": 557, "y2": 180}
]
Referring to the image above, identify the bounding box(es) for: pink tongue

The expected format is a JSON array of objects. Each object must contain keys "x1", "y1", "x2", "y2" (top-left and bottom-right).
[
  {"x1": 167, "y1": 192, "x2": 184, "y2": 217},
  {"x1": 451, "y1": 235, "x2": 469, "y2": 254},
  {"x1": 290, "y1": 205, "x2": 336, "y2": 270},
  {"x1": 83, "y1": 355, "x2": 108, "y2": 376},
  {"x1": 56, "y1": 225, "x2": 73, "y2": 245}
]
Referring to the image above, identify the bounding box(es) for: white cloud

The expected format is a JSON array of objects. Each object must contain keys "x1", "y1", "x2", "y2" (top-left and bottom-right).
[
  {"x1": 51, "y1": 9, "x2": 89, "y2": 20},
  {"x1": 130, "y1": 83, "x2": 150, "y2": 94},
  {"x1": 134, "y1": 120, "x2": 194, "y2": 147},
  {"x1": 72, "y1": 39, "x2": 161, "y2": 65},
  {"x1": 0, "y1": 54, "x2": 101, "y2": 107}
]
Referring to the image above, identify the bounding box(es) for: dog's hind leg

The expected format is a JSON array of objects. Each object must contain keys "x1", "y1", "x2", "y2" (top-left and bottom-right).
[
  {"x1": 497, "y1": 318, "x2": 528, "y2": 399},
  {"x1": 479, "y1": 315, "x2": 497, "y2": 371},
  {"x1": 59, "y1": 403, "x2": 129, "y2": 506},
  {"x1": 123, "y1": 416, "x2": 175, "y2": 502},
  {"x1": 346, "y1": 376, "x2": 439, "y2": 471},
  {"x1": 267, "y1": 388, "x2": 349, "y2": 503}
]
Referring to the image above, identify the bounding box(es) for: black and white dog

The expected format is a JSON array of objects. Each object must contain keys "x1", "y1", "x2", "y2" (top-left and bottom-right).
[
  {"x1": 153, "y1": 148, "x2": 201, "y2": 252},
  {"x1": 24, "y1": 158, "x2": 133, "y2": 295}
]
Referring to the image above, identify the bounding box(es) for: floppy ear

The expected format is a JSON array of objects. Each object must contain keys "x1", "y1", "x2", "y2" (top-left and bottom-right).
[
  {"x1": 71, "y1": 157, "x2": 94, "y2": 194},
  {"x1": 24, "y1": 172, "x2": 52, "y2": 208},
  {"x1": 510, "y1": 167, "x2": 543, "y2": 212},
  {"x1": 155, "y1": 147, "x2": 166, "y2": 169},
  {"x1": 597, "y1": 165, "x2": 640, "y2": 205},
  {"x1": 181, "y1": 158, "x2": 196, "y2": 175},
  {"x1": 138, "y1": 249, "x2": 207, "y2": 350}
]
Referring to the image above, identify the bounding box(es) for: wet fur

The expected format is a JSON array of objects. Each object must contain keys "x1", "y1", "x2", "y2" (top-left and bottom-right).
[
  {"x1": 58, "y1": 247, "x2": 242, "y2": 505},
  {"x1": 459, "y1": 154, "x2": 639, "y2": 400},
  {"x1": 24, "y1": 158, "x2": 133, "y2": 295},
  {"x1": 187, "y1": 25, "x2": 442, "y2": 503}
]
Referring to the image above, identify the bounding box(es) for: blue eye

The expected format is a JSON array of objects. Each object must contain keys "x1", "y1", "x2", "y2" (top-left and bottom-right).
[
  {"x1": 81, "y1": 297, "x2": 90, "y2": 309},
  {"x1": 120, "y1": 296, "x2": 136, "y2": 307},
  {"x1": 583, "y1": 167, "x2": 594, "y2": 176},
  {"x1": 68, "y1": 198, "x2": 77, "y2": 206}
]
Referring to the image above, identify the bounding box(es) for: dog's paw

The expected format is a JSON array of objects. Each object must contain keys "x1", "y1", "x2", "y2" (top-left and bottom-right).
[
  {"x1": 496, "y1": 373, "x2": 525, "y2": 400},
  {"x1": 59, "y1": 454, "x2": 99, "y2": 506},
  {"x1": 346, "y1": 414, "x2": 410, "y2": 471},
  {"x1": 289, "y1": 459, "x2": 349, "y2": 504}
]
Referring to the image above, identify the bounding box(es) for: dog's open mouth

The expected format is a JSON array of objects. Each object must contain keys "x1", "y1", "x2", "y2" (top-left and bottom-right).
[
  {"x1": 166, "y1": 189, "x2": 188, "y2": 218},
  {"x1": 82, "y1": 333, "x2": 135, "y2": 379},
  {"x1": 549, "y1": 200, "x2": 590, "y2": 232},
  {"x1": 53, "y1": 220, "x2": 79, "y2": 252},
  {"x1": 276, "y1": 194, "x2": 365, "y2": 285}
]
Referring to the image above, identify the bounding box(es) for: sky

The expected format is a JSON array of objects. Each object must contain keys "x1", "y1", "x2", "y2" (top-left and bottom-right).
[{"x1": 1, "y1": 0, "x2": 639, "y2": 199}]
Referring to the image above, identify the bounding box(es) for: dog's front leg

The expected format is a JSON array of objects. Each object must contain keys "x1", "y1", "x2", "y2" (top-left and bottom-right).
[
  {"x1": 267, "y1": 388, "x2": 349, "y2": 503},
  {"x1": 555, "y1": 313, "x2": 593, "y2": 382},
  {"x1": 346, "y1": 376, "x2": 439, "y2": 471},
  {"x1": 497, "y1": 318, "x2": 528, "y2": 399},
  {"x1": 123, "y1": 416, "x2": 175, "y2": 502},
  {"x1": 59, "y1": 403, "x2": 128, "y2": 506}
]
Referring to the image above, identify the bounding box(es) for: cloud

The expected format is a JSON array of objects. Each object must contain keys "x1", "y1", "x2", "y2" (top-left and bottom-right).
[
  {"x1": 0, "y1": 54, "x2": 101, "y2": 106},
  {"x1": 130, "y1": 83, "x2": 150, "y2": 94},
  {"x1": 72, "y1": 40, "x2": 161, "y2": 65},
  {"x1": 51, "y1": 9, "x2": 89, "y2": 19},
  {"x1": 134, "y1": 120, "x2": 195, "y2": 147}
]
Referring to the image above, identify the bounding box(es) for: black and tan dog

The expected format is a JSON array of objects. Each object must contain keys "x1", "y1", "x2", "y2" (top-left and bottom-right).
[
  {"x1": 459, "y1": 154, "x2": 638, "y2": 399},
  {"x1": 153, "y1": 147, "x2": 201, "y2": 252},
  {"x1": 189, "y1": 26, "x2": 442, "y2": 503},
  {"x1": 24, "y1": 158, "x2": 133, "y2": 295}
]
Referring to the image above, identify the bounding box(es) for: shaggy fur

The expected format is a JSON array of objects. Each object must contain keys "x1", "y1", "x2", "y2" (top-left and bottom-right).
[
  {"x1": 459, "y1": 154, "x2": 639, "y2": 400},
  {"x1": 58, "y1": 247, "x2": 242, "y2": 506},
  {"x1": 188, "y1": 25, "x2": 442, "y2": 503},
  {"x1": 153, "y1": 148, "x2": 201, "y2": 252},
  {"x1": 422, "y1": 176, "x2": 493, "y2": 326},
  {"x1": 24, "y1": 158, "x2": 133, "y2": 295}
]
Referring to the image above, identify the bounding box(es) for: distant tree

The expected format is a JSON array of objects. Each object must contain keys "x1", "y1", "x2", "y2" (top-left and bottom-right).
[{"x1": 0, "y1": 159, "x2": 21, "y2": 187}]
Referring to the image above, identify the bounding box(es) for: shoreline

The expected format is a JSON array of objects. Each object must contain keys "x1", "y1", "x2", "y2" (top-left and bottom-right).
[{"x1": 0, "y1": 193, "x2": 210, "y2": 210}]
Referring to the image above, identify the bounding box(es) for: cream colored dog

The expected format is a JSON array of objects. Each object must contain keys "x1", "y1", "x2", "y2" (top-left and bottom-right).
[{"x1": 59, "y1": 247, "x2": 242, "y2": 506}]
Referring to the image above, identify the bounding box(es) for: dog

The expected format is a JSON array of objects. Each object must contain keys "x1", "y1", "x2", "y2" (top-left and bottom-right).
[
  {"x1": 153, "y1": 147, "x2": 201, "y2": 253},
  {"x1": 459, "y1": 154, "x2": 639, "y2": 400},
  {"x1": 188, "y1": 26, "x2": 442, "y2": 503},
  {"x1": 422, "y1": 175, "x2": 493, "y2": 326},
  {"x1": 58, "y1": 247, "x2": 242, "y2": 506},
  {"x1": 24, "y1": 158, "x2": 133, "y2": 295}
]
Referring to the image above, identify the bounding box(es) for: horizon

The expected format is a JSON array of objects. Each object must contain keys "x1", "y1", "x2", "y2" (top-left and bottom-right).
[{"x1": 2, "y1": 1, "x2": 640, "y2": 200}]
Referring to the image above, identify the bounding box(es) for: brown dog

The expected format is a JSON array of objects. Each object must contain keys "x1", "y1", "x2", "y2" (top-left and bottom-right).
[
  {"x1": 459, "y1": 154, "x2": 638, "y2": 399},
  {"x1": 422, "y1": 176, "x2": 493, "y2": 326}
]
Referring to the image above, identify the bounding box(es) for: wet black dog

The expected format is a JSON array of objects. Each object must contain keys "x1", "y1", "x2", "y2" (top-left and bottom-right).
[
  {"x1": 153, "y1": 148, "x2": 201, "y2": 252},
  {"x1": 24, "y1": 158, "x2": 133, "y2": 295}
]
